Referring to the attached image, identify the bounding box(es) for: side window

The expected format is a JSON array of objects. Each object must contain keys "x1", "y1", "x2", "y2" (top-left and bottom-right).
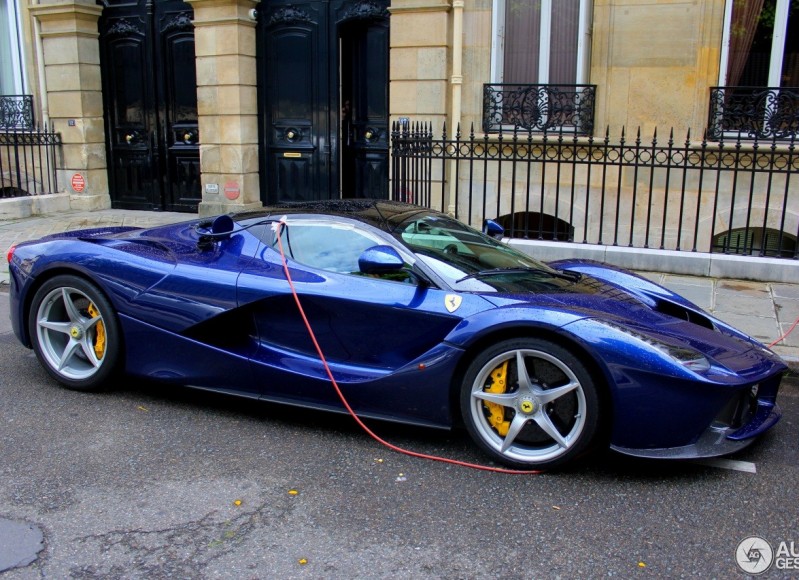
[
  {"x1": 271, "y1": 220, "x2": 422, "y2": 285},
  {"x1": 277, "y1": 223, "x2": 378, "y2": 273},
  {"x1": 400, "y1": 220, "x2": 477, "y2": 258},
  {"x1": 257, "y1": 217, "x2": 415, "y2": 283}
]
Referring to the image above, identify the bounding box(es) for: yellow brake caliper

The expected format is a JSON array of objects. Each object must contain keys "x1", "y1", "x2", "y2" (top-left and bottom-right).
[
  {"x1": 87, "y1": 303, "x2": 106, "y2": 359},
  {"x1": 484, "y1": 360, "x2": 510, "y2": 436}
]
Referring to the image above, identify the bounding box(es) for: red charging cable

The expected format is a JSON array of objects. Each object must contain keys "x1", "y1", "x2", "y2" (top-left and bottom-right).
[
  {"x1": 769, "y1": 316, "x2": 799, "y2": 349},
  {"x1": 272, "y1": 220, "x2": 540, "y2": 474}
]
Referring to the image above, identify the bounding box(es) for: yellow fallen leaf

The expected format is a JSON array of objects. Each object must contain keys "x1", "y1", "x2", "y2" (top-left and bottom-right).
[
  {"x1": 288, "y1": 489, "x2": 299, "y2": 496},
  {"x1": 137, "y1": 406, "x2": 149, "y2": 412},
  {"x1": 233, "y1": 499, "x2": 242, "y2": 506},
  {"x1": 638, "y1": 562, "x2": 646, "y2": 568},
  {"x1": 298, "y1": 558, "x2": 308, "y2": 565}
]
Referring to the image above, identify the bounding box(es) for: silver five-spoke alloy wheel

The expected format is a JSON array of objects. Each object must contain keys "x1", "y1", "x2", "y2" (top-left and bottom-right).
[
  {"x1": 461, "y1": 338, "x2": 600, "y2": 470},
  {"x1": 29, "y1": 275, "x2": 120, "y2": 391}
]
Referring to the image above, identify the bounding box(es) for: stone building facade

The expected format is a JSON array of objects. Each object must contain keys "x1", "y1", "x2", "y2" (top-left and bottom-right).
[{"x1": 3, "y1": 0, "x2": 797, "y2": 251}]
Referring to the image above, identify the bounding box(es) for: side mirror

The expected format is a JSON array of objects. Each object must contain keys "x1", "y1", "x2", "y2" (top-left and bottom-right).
[
  {"x1": 358, "y1": 245, "x2": 405, "y2": 274},
  {"x1": 483, "y1": 219, "x2": 505, "y2": 239}
]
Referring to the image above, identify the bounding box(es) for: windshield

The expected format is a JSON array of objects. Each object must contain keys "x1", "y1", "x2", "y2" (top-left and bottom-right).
[{"x1": 392, "y1": 214, "x2": 576, "y2": 293}]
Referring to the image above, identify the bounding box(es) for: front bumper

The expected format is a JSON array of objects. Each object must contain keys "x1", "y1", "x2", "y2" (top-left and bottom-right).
[{"x1": 612, "y1": 376, "x2": 783, "y2": 459}]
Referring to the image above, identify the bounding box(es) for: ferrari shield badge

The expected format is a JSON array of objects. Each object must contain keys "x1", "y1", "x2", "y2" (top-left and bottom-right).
[{"x1": 444, "y1": 294, "x2": 462, "y2": 313}]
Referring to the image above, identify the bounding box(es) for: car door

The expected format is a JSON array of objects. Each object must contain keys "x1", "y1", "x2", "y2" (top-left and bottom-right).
[{"x1": 235, "y1": 216, "x2": 491, "y2": 412}]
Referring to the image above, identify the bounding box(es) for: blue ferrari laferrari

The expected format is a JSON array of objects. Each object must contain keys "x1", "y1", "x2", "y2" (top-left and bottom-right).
[{"x1": 7, "y1": 200, "x2": 786, "y2": 469}]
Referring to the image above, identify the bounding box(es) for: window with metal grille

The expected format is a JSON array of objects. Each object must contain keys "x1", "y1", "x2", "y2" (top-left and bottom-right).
[
  {"x1": 712, "y1": 227, "x2": 797, "y2": 257},
  {"x1": 710, "y1": 0, "x2": 799, "y2": 139},
  {"x1": 486, "y1": 0, "x2": 594, "y2": 134}
]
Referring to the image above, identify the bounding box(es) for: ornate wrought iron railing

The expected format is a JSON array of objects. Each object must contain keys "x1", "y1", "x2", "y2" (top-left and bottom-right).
[
  {"x1": 0, "y1": 95, "x2": 34, "y2": 129},
  {"x1": 708, "y1": 86, "x2": 799, "y2": 140},
  {"x1": 483, "y1": 83, "x2": 596, "y2": 135},
  {"x1": 391, "y1": 122, "x2": 799, "y2": 259}
]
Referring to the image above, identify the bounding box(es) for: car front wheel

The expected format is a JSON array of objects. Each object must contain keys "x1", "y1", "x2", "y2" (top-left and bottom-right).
[
  {"x1": 28, "y1": 275, "x2": 121, "y2": 391},
  {"x1": 461, "y1": 338, "x2": 600, "y2": 470}
]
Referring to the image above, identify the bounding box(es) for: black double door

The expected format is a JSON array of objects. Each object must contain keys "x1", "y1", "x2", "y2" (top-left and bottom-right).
[
  {"x1": 99, "y1": 0, "x2": 200, "y2": 212},
  {"x1": 258, "y1": 0, "x2": 390, "y2": 203}
]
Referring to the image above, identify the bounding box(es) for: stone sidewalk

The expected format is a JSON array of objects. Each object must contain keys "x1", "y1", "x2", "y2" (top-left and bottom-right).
[{"x1": 0, "y1": 208, "x2": 797, "y2": 367}]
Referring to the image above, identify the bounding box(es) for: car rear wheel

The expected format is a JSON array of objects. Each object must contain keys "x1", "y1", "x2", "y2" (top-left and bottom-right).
[
  {"x1": 28, "y1": 275, "x2": 121, "y2": 391},
  {"x1": 460, "y1": 338, "x2": 600, "y2": 470}
]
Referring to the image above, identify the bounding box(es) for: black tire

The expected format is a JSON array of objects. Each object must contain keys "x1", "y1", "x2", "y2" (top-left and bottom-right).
[
  {"x1": 460, "y1": 338, "x2": 601, "y2": 470},
  {"x1": 28, "y1": 275, "x2": 122, "y2": 391}
]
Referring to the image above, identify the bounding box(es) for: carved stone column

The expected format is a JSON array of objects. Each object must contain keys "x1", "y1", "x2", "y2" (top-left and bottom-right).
[
  {"x1": 186, "y1": 0, "x2": 261, "y2": 216},
  {"x1": 388, "y1": 0, "x2": 451, "y2": 210},
  {"x1": 387, "y1": 0, "x2": 450, "y2": 130},
  {"x1": 29, "y1": 0, "x2": 109, "y2": 210}
]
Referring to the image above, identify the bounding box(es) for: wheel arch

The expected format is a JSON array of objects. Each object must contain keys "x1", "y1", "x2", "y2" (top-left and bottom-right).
[{"x1": 448, "y1": 324, "x2": 615, "y2": 433}]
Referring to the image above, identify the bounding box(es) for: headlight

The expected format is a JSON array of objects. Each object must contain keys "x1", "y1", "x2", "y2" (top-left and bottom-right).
[
  {"x1": 601, "y1": 321, "x2": 711, "y2": 373},
  {"x1": 666, "y1": 345, "x2": 711, "y2": 373}
]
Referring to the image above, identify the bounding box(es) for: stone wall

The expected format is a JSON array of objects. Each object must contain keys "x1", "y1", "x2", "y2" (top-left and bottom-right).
[
  {"x1": 389, "y1": 0, "x2": 727, "y2": 137},
  {"x1": 15, "y1": 0, "x2": 795, "y2": 240}
]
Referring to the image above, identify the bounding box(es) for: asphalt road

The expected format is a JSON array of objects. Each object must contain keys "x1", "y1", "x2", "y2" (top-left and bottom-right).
[{"x1": 0, "y1": 292, "x2": 797, "y2": 578}]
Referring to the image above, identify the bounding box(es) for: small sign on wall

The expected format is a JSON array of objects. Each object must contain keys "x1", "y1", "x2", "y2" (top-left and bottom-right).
[
  {"x1": 71, "y1": 173, "x2": 85, "y2": 193},
  {"x1": 224, "y1": 181, "x2": 240, "y2": 200}
]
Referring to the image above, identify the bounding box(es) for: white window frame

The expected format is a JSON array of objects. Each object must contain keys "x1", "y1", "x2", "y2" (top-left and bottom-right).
[
  {"x1": 490, "y1": 0, "x2": 592, "y2": 85},
  {"x1": 715, "y1": 0, "x2": 796, "y2": 139},
  {"x1": 718, "y1": 0, "x2": 791, "y2": 87},
  {"x1": 0, "y1": 0, "x2": 27, "y2": 94}
]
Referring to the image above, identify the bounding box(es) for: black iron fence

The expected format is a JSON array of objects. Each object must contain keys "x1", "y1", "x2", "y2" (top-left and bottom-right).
[
  {"x1": 0, "y1": 125, "x2": 62, "y2": 197},
  {"x1": 391, "y1": 123, "x2": 799, "y2": 259}
]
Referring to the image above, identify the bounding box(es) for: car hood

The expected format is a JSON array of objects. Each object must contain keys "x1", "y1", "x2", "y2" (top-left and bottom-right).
[
  {"x1": 479, "y1": 274, "x2": 781, "y2": 376},
  {"x1": 481, "y1": 274, "x2": 664, "y2": 322}
]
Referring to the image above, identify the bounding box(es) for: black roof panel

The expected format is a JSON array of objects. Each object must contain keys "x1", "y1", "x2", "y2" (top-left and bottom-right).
[{"x1": 232, "y1": 199, "x2": 432, "y2": 232}]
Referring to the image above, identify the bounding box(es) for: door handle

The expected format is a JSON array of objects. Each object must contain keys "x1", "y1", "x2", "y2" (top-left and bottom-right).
[
  {"x1": 284, "y1": 128, "x2": 302, "y2": 142},
  {"x1": 364, "y1": 128, "x2": 379, "y2": 142}
]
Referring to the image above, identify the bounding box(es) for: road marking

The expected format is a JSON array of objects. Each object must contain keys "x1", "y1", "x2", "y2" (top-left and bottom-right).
[{"x1": 692, "y1": 458, "x2": 757, "y2": 473}]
